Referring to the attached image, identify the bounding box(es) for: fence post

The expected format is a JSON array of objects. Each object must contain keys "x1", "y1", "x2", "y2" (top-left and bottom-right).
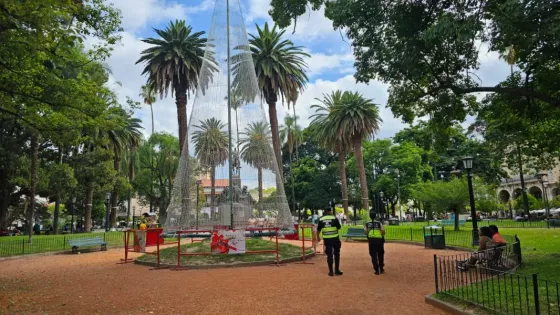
[
  {"x1": 433, "y1": 254, "x2": 439, "y2": 293},
  {"x1": 546, "y1": 220, "x2": 549, "y2": 229},
  {"x1": 63, "y1": 235, "x2": 66, "y2": 249},
  {"x1": 410, "y1": 228, "x2": 413, "y2": 241},
  {"x1": 532, "y1": 274, "x2": 540, "y2": 315},
  {"x1": 104, "y1": 232, "x2": 106, "y2": 242},
  {"x1": 22, "y1": 239, "x2": 25, "y2": 255}
]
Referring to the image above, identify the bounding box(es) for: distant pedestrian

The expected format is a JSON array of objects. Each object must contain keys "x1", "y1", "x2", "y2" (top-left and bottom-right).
[
  {"x1": 317, "y1": 208, "x2": 343, "y2": 276},
  {"x1": 364, "y1": 210, "x2": 386, "y2": 275}
]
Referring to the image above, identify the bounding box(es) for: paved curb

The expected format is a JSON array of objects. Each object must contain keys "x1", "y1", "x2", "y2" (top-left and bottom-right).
[
  {"x1": 134, "y1": 252, "x2": 317, "y2": 269},
  {"x1": 425, "y1": 294, "x2": 474, "y2": 315}
]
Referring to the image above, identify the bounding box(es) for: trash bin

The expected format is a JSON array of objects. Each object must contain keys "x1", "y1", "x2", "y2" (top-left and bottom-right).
[{"x1": 423, "y1": 226, "x2": 445, "y2": 249}]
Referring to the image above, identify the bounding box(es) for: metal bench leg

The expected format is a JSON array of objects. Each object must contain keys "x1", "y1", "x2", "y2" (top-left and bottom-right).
[
  {"x1": 101, "y1": 244, "x2": 107, "y2": 251},
  {"x1": 72, "y1": 246, "x2": 78, "y2": 253}
]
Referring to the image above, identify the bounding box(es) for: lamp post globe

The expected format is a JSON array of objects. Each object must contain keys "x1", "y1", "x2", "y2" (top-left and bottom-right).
[{"x1": 462, "y1": 156, "x2": 478, "y2": 245}]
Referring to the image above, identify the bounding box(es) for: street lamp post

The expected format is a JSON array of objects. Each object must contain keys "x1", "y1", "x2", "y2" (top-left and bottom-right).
[
  {"x1": 196, "y1": 180, "x2": 202, "y2": 230},
  {"x1": 105, "y1": 193, "x2": 111, "y2": 232},
  {"x1": 536, "y1": 171, "x2": 549, "y2": 219},
  {"x1": 463, "y1": 156, "x2": 479, "y2": 246},
  {"x1": 379, "y1": 191, "x2": 384, "y2": 218},
  {"x1": 70, "y1": 197, "x2": 76, "y2": 234}
]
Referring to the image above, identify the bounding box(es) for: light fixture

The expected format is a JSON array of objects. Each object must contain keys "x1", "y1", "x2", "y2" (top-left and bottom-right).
[{"x1": 462, "y1": 156, "x2": 473, "y2": 170}]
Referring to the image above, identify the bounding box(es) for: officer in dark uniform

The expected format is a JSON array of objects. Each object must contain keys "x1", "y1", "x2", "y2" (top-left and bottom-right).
[
  {"x1": 317, "y1": 208, "x2": 343, "y2": 276},
  {"x1": 364, "y1": 210, "x2": 386, "y2": 275}
]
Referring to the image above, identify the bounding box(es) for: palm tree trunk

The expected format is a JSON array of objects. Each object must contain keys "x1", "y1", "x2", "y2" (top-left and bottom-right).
[
  {"x1": 150, "y1": 104, "x2": 155, "y2": 135},
  {"x1": 268, "y1": 102, "x2": 283, "y2": 181},
  {"x1": 258, "y1": 167, "x2": 263, "y2": 216},
  {"x1": 85, "y1": 182, "x2": 94, "y2": 232},
  {"x1": 110, "y1": 154, "x2": 120, "y2": 228},
  {"x1": 176, "y1": 82, "x2": 188, "y2": 154},
  {"x1": 337, "y1": 144, "x2": 349, "y2": 216},
  {"x1": 293, "y1": 105, "x2": 299, "y2": 162},
  {"x1": 210, "y1": 165, "x2": 216, "y2": 219},
  {"x1": 27, "y1": 133, "x2": 39, "y2": 243},
  {"x1": 353, "y1": 136, "x2": 369, "y2": 211}
]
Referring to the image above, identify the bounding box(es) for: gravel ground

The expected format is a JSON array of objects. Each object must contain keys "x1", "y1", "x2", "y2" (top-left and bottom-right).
[{"x1": 0, "y1": 241, "x2": 447, "y2": 315}]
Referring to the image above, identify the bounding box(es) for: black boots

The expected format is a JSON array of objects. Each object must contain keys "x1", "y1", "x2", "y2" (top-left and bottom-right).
[{"x1": 335, "y1": 270, "x2": 343, "y2": 276}]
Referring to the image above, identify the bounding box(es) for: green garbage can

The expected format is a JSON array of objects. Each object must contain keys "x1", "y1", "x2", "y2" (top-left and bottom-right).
[{"x1": 423, "y1": 226, "x2": 445, "y2": 249}]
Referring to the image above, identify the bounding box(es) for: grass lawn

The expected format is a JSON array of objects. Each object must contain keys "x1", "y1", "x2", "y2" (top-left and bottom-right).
[
  {"x1": 136, "y1": 238, "x2": 312, "y2": 266},
  {"x1": 0, "y1": 232, "x2": 125, "y2": 256}
]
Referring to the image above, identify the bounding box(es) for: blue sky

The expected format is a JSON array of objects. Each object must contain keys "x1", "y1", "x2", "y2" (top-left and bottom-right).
[{"x1": 104, "y1": 0, "x2": 511, "y2": 140}]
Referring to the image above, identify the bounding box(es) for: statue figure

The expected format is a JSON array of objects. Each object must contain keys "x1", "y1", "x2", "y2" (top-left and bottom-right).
[{"x1": 232, "y1": 149, "x2": 241, "y2": 175}]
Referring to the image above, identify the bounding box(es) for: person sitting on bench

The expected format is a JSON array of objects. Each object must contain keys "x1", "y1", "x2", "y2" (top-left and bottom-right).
[
  {"x1": 458, "y1": 227, "x2": 495, "y2": 270},
  {"x1": 489, "y1": 225, "x2": 506, "y2": 247}
]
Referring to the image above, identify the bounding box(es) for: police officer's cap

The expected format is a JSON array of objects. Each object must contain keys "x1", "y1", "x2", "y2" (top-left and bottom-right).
[{"x1": 369, "y1": 210, "x2": 376, "y2": 220}]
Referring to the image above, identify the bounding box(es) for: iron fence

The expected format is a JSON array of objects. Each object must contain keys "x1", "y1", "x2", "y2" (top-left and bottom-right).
[
  {"x1": 434, "y1": 236, "x2": 560, "y2": 314},
  {"x1": 0, "y1": 232, "x2": 124, "y2": 257}
]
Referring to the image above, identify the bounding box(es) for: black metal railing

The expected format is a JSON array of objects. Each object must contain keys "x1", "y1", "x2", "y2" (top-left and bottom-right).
[
  {"x1": 434, "y1": 236, "x2": 560, "y2": 314},
  {"x1": 0, "y1": 232, "x2": 124, "y2": 257}
]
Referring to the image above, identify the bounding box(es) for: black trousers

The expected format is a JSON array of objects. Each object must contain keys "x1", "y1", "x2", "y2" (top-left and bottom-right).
[
  {"x1": 368, "y1": 238, "x2": 385, "y2": 270},
  {"x1": 324, "y1": 238, "x2": 341, "y2": 271}
]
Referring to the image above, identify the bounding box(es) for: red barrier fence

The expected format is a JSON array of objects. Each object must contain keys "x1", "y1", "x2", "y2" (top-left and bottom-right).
[
  {"x1": 173, "y1": 227, "x2": 281, "y2": 270},
  {"x1": 295, "y1": 224, "x2": 318, "y2": 264},
  {"x1": 119, "y1": 228, "x2": 163, "y2": 267}
]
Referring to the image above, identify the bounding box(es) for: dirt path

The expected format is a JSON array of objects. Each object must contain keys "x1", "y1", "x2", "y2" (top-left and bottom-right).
[{"x1": 0, "y1": 241, "x2": 448, "y2": 315}]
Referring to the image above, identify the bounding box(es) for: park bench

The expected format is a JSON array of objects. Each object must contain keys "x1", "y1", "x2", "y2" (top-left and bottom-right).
[
  {"x1": 441, "y1": 220, "x2": 466, "y2": 226},
  {"x1": 341, "y1": 227, "x2": 366, "y2": 241},
  {"x1": 68, "y1": 237, "x2": 107, "y2": 253}
]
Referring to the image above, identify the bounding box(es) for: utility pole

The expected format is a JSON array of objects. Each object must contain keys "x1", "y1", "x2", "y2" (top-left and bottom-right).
[{"x1": 226, "y1": 0, "x2": 234, "y2": 230}]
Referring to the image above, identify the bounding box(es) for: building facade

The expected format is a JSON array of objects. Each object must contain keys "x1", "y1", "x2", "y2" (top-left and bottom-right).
[{"x1": 497, "y1": 166, "x2": 560, "y2": 207}]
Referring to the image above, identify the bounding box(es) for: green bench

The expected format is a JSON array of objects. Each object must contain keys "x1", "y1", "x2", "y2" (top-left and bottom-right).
[
  {"x1": 441, "y1": 220, "x2": 465, "y2": 226},
  {"x1": 341, "y1": 227, "x2": 366, "y2": 241},
  {"x1": 69, "y1": 237, "x2": 107, "y2": 253}
]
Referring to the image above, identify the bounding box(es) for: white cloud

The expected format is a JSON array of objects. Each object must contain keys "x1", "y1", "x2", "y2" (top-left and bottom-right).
[
  {"x1": 276, "y1": 75, "x2": 406, "y2": 140},
  {"x1": 304, "y1": 51, "x2": 354, "y2": 77}
]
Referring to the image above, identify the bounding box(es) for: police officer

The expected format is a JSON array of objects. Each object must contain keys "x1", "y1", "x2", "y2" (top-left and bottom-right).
[
  {"x1": 364, "y1": 210, "x2": 386, "y2": 275},
  {"x1": 317, "y1": 208, "x2": 343, "y2": 276}
]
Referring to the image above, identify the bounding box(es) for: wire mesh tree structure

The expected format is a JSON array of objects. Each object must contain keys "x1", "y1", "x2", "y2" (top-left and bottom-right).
[{"x1": 164, "y1": 0, "x2": 293, "y2": 232}]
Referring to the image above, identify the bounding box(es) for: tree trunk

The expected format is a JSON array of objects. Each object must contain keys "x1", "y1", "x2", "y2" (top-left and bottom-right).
[
  {"x1": 85, "y1": 182, "x2": 94, "y2": 232},
  {"x1": 110, "y1": 154, "x2": 120, "y2": 228},
  {"x1": 258, "y1": 167, "x2": 263, "y2": 216},
  {"x1": 353, "y1": 136, "x2": 369, "y2": 211},
  {"x1": 516, "y1": 143, "x2": 529, "y2": 214},
  {"x1": 150, "y1": 104, "x2": 155, "y2": 136},
  {"x1": 27, "y1": 133, "x2": 39, "y2": 243},
  {"x1": 0, "y1": 185, "x2": 9, "y2": 230},
  {"x1": 268, "y1": 101, "x2": 283, "y2": 182},
  {"x1": 336, "y1": 144, "x2": 349, "y2": 215},
  {"x1": 293, "y1": 105, "x2": 299, "y2": 162},
  {"x1": 176, "y1": 82, "x2": 188, "y2": 154},
  {"x1": 210, "y1": 165, "x2": 216, "y2": 219},
  {"x1": 53, "y1": 195, "x2": 60, "y2": 234}
]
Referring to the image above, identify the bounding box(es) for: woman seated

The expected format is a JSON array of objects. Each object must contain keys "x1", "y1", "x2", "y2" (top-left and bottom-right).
[
  {"x1": 489, "y1": 225, "x2": 507, "y2": 247},
  {"x1": 458, "y1": 227, "x2": 495, "y2": 270}
]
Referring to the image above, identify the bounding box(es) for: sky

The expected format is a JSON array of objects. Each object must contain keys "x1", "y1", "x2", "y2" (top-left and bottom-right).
[{"x1": 104, "y1": 0, "x2": 512, "y2": 140}]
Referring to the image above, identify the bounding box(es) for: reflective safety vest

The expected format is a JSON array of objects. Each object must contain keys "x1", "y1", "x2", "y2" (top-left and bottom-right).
[
  {"x1": 320, "y1": 215, "x2": 339, "y2": 239},
  {"x1": 365, "y1": 220, "x2": 383, "y2": 239}
]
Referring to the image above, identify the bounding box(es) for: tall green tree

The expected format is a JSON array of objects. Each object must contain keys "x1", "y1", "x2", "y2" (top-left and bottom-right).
[
  {"x1": 269, "y1": 0, "x2": 560, "y2": 125},
  {"x1": 136, "y1": 20, "x2": 210, "y2": 154},
  {"x1": 239, "y1": 122, "x2": 272, "y2": 207},
  {"x1": 247, "y1": 23, "x2": 309, "y2": 177},
  {"x1": 330, "y1": 91, "x2": 382, "y2": 211},
  {"x1": 192, "y1": 118, "x2": 229, "y2": 218},
  {"x1": 310, "y1": 90, "x2": 351, "y2": 215}
]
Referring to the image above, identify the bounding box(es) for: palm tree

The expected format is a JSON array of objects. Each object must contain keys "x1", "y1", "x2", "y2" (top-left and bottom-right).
[
  {"x1": 136, "y1": 20, "x2": 211, "y2": 154},
  {"x1": 330, "y1": 91, "x2": 382, "y2": 211},
  {"x1": 105, "y1": 108, "x2": 143, "y2": 227},
  {"x1": 192, "y1": 118, "x2": 229, "y2": 218},
  {"x1": 140, "y1": 84, "x2": 156, "y2": 135},
  {"x1": 247, "y1": 22, "x2": 309, "y2": 177},
  {"x1": 310, "y1": 90, "x2": 351, "y2": 215},
  {"x1": 279, "y1": 115, "x2": 302, "y2": 212},
  {"x1": 239, "y1": 122, "x2": 272, "y2": 208}
]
